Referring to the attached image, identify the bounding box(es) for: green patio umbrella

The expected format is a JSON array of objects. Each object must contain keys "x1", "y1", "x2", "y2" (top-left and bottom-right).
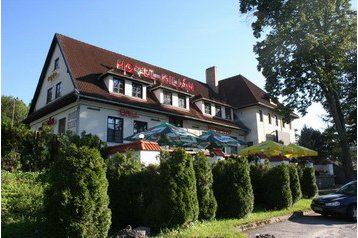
[
  {"x1": 124, "y1": 122, "x2": 208, "y2": 148},
  {"x1": 199, "y1": 130, "x2": 246, "y2": 148},
  {"x1": 239, "y1": 140, "x2": 294, "y2": 157},
  {"x1": 286, "y1": 144, "x2": 318, "y2": 158}
]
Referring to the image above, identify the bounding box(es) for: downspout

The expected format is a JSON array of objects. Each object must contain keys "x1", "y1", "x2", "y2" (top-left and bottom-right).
[{"x1": 74, "y1": 89, "x2": 80, "y2": 135}]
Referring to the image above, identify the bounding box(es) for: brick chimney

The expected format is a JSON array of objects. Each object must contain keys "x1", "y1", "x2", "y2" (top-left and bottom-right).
[{"x1": 206, "y1": 66, "x2": 219, "y2": 93}]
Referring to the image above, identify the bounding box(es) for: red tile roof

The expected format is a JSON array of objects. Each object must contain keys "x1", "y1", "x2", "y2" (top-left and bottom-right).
[
  {"x1": 107, "y1": 140, "x2": 161, "y2": 155},
  {"x1": 210, "y1": 148, "x2": 225, "y2": 157}
]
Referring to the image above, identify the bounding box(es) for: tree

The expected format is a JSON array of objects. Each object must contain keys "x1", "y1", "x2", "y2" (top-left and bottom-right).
[
  {"x1": 298, "y1": 126, "x2": 325, "y2": 154},
  {"x1": 239, "y1": 0, "x2": 356, "y2": 181},
  {"x1": 44, "y1": 145, "x2": 111, "y2": 237},
  {"x1": 1, "y1": 95, "x2": 29, "y2": 126}
]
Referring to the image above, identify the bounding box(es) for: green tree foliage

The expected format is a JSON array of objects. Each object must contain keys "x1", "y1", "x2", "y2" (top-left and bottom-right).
[
  {"x1": 1, "y1": 95, "x2": 29, "y2": 126},
  {"x1": 2, "y1": 171, "x2": 48, "y2": 237},
  {"x1": 158, "y1": 148, "x2": 199, "y2": 228},
  {"x1": 301, "y1": 167, "x2": 318, "y2": 198},
  {"x1": 288, "y1": 165, "x2": 302, "y2": 204},
  {"x1": 193, "y1": 152, "x2": 217, "y2": 220},
  {"x1": 212, "y1": 156, "x2": 254, "y2": 218},
  {"x1": 262, "y1": 164, "x2": 292, "y2": 210},
  {"x1": 106, "y1": 152, "x2": 144, "y2": 228},
  {"x1": 250, "y1": 162, "x2": 270, "y2": 205},
  {"x1": 239, "y1": 0, "x2": 356, "y2": 181},
  {"x1": 44, "y1": 144, "x2": 111, "y2": 237}
]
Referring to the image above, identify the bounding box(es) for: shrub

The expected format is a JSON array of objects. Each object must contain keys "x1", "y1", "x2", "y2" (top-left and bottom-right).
[
  {"x1": 212, "y1": 156, "x2": 254, "y2": 218},
  {"x1": 2, "y1": 149, "x2": 22, "y2": 172},
  {"x1": 193, "y1": 152, "x2": 217, "y2": 220},
  {"x1": 106, "y1": 152, "x2": 144, "y2": 228},
  {"x1": 1, "y1": 171, "x2": 48, "y2": 237},
  {"x1": 44, "y1": 144, "x2": 111, "y2": 237},
  {"x1": 250, "y1": 162, "x2": 270, "y2": 206},
  {"x1": 288, "y1": 165, "x2": 302, "y2": 203},
  {"x1": 262, "y1": 164, "x2": 292, "y2": 210},
  {"x1": 301, "y1": 167, "x2": 318, "y2": 198},
  {"x1": 156, "y1": 148, "x2": 199, "y2": 228}
]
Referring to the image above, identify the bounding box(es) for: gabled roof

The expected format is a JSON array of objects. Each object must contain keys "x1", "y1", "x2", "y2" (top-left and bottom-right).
[
  {"x1": 218, "y1": 74, "x2": 274, "y2": 109},
  {"x1": 27, "y1": 33, "x2": 246, "y2": 130}
]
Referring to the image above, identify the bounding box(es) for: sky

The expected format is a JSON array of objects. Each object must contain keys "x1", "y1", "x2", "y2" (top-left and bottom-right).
[{"x1": 2, "y1": 0, "x2": 355, "y2": 132}]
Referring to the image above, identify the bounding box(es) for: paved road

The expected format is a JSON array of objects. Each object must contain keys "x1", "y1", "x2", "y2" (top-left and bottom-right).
[{"x1": 244, "y1": 213, "x2": 357, "y2": 238}]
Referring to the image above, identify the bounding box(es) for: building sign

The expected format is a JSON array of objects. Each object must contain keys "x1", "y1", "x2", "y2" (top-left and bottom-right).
[
  {"x1": 116, "y1": 60, "x2": 194, "y2": 92},
  {"x1": 119, "y1": 108, "x2": 139, "y2": 118},
  {"x1": 208, "y1": 125, "x2": 231, "y2": 135}
]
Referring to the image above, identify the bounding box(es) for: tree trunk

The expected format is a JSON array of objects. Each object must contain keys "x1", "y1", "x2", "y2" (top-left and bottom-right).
[{"x1": 323, "y1": 87, "x2": 354, "y2": 182}]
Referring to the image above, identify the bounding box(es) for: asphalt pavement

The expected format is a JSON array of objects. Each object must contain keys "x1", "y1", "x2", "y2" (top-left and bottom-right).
[{"x1": 244, "y1": 212, "x2": 357, "y2": 238}]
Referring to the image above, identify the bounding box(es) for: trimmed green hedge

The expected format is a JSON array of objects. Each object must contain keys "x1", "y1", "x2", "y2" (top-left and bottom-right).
[
  {"x1": 301, "y1": 167, "x2": 318, "y2": 198},
  {"x1": 262, "y1": 164, "x2": 292, "y2": 210},
  {"x1": 193, "y1": 151, "x2": 217, "y2": 220},
  {"x1": 250, "y1": 162, "x2": 270, "y2": 205},
  {"x1": 213, "y1": 156, "x2": 254, "y2": 218},
  {"x1": 106, "y1": 152, "x2": 144, "y2": 228},
  {"x1": 288, "y1": 164, "x2": 302, "y2": 203}
]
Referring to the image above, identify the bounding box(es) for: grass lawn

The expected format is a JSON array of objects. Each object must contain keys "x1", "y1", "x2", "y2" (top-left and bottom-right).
[{"x1": 155, "y1": 199, "x2": 312, "y2": 238}]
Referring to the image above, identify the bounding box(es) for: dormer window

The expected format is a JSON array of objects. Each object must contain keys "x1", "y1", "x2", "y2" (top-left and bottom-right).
[
  {"x1": 178, "y1": 94, "x2": 186, "y2": 109},
  {"x1": 215, "y1": 105, "x2": 222, "y2": 117},
  {"x1": 132, "y1": 82, "x2": 142, "y2": 98},
  {"x1": 163, "y1": 90, "x2": 172, "y2": 105},
  {"x1": 54, "y1": 58, "x2": 59, "y2": 71},
  {"x1": 113, "y1": 78, "x2": 124, "y2": 94},
  {"x1": 204, "y1": 102, "x2": 211, "y2": 115},
  {"x1": 225, "y1": 107, "x2": 232, "y2": 120}
]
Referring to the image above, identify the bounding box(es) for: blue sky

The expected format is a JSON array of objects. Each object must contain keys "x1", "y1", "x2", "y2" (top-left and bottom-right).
[{"x1": 2, "y1": 0, "x2": 356, "y2": 132}]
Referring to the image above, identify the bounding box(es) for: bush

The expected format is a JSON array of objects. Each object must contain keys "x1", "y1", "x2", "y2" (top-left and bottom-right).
[
  {"x1": 301, "y1": 167, "x2": 318, "y2": 198},
  {"x1": 250, "y1": 162, "x2": 270, "y2": 206},
  {"x1": 1, "y1": 171, "x2": 48, "y2": 237},
  {"x1": 212, "y1": 156, "x2": 254, "y2": 218},
  {"x1": 2, "y1": 149, "x2": 21, "y2": 172},
  {"x1": 288, "y1": 165, "x2": 302, "y2": 203},
  {"x1": 106, "y1": 152, "x2": 144, "y2": 228},
  {"x1": 262, "y1": 164, "x2": 292, "y2": 210},
  {"x1": 44, "y1": 144, "x2": 111, "y2": 237},
  {"x1": 155, "y1": 148, "x2": 199, "y2": 228},
  {"x1": 193, "y1": 152, "x2": 217, "y2": 220}
]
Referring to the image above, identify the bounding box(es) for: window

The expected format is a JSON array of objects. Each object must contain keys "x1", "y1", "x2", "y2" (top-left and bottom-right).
[
  {"x1": 283, "y1": 121, "x2": 285, "y2": 128},
  {"x1": 178, "y1": 94, "x2": 186, "y2": 108},
  {"x1": 58, "y1": 117, "x2": 66, "y2": 134},
  {"x1": 113, "y1": 78, "x2": 125, "y2": 94},
  {"x1": 215, "y1": 105, "x2": 222, "y2": 117},
  {"x1": 132, "y1": 82, "x2": 142, "y2": 98},
  {"x1": 55, "y1": 82, "x2": 62, "y2": 98},
  {"x1": 204, "y1": 102, "x2": 211, "y2": 115},
  {"x1": 163, "y1": 90, "x2": 172, "y2": 105},
  {"x1": 133, "y1": 120, "x2": 147, "y2": 134},
  {"x1": 169, "y1": 117, "x2": 183, "y2": 127},
  {"x1": 289, "y1": 122, "x2": 292, "y2": 130},
  {"x1": 259, "y1": 110, "x2": 263, "y2": 122},
  {"x1": 47, "y1": 87, "x2": 53, "y2": 104},
  {"x1": 54, "y1": 58, "x2": 59, "y2": 70},
  {"x1": 225, "y1": 107, "x2": 232, "y2": 120},
  {"x1": 268, "y1": 113, "x2": 272, "y2": 124},
  {"x1": 275, "y1": 115, "x2": 279, "y2": 126},
  {"x1": 107, "y1": 116, "x2": 123, "y2": 143}
]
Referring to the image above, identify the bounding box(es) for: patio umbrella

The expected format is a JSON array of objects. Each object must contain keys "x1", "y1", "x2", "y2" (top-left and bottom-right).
[
  {"x1": 199, "y1": 130, "x2": 246, "y2": 148},
  {"x1": 286, "y1": 144, "x2": 318, "y2": 158},
  {"x1": 124, "y1": 122, "x2": 208, "y2": 148},
  {"x1": 239, "y1": 140, "x2": 294, "y2": 157}
]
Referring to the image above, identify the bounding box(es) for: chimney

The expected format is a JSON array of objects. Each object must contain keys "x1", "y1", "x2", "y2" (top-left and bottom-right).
[{"x1": 206, "y1": 66, "x2": 219, "y2": 93}]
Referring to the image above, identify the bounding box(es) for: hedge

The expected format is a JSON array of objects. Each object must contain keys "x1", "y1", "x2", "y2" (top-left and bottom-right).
[
  {"x1": 301, "y1": 167, "x2": 318, "y2": 198},
  {"x1": 262, "y1": 164, "x2": 292, "y2": 210},
  {"x1": 44, "y1": 144, "x2": 111, "y2": 237},
  {"x1": 288, "y1": 164, "x2": 302, "y2": 203},
  {"x1": 212, "y1": 156, "x2": 254, "y2": 218},
  {"x1": 250, "y1": 162, "x2": 270, "y2": 205},
  {"x1": 193, "y1": 151, "x2": 217, "y2": 220}
]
